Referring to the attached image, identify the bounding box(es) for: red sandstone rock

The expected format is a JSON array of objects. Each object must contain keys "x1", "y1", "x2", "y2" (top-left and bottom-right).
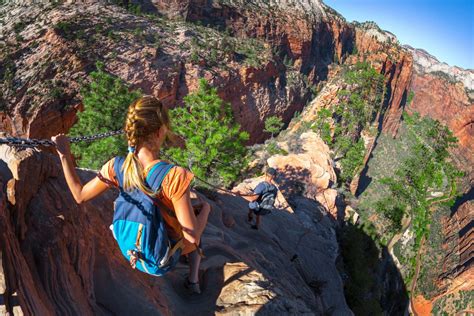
[
  {"x1": 408, "y1": 72, "x2": 473, "y2": 185},
  {"x1": 439, "y1": 201, "x2": 473, "y2": 293},
  {"x1": 1, "y1": 1, "x2": 471, "y2": 313},
  {"x1": 0, "y1": 144, "x2": 351, "y2": 314}
]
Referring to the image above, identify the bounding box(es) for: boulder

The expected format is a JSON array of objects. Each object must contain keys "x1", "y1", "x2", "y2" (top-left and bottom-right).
[{"x1": 0, "y1": 145, "x2": 351, "y2": 315}]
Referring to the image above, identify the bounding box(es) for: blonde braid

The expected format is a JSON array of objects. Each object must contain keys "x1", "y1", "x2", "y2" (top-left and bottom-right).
[
  {"x1": 126, "y1": 103, "x2": 139, "y2": 150},
  {"x1": 121, "y1": 100, "x2": 157, "y2": 196},
  {"x1": 119, "y1": 96, "x2": 171, "y2": 196}
]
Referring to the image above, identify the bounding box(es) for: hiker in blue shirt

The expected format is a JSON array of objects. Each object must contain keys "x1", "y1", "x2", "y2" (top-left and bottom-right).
[{"x1": 240, "y1": 167, "x2": 278, "y2": 230}]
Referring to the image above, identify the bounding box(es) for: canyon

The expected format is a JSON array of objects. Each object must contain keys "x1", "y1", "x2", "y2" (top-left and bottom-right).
[{"x1": 0, "y1": 1, "x2": 472, "y2": 315}]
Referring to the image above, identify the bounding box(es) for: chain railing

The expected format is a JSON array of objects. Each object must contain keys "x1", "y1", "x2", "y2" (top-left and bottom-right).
[
  {"x1": 0, "y1": 130, "x2": 125, "y2": 148},
  {"x1": 0, "y1": 130, "x2": 255, "y2": 197}
]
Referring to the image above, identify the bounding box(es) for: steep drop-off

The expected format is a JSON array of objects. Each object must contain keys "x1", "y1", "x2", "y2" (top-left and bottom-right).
[
  {"x1": 0, "y1": 0, "x2": 472, "y2": 314},
  {"x1": 0, "y1": 132, "x2": 353, "y2": 315}
]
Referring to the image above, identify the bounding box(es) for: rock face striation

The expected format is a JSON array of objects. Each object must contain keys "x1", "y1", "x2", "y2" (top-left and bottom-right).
[
  {"x1": 405, "y1": 46, "x2": 473, "y2": 308},
  {"x1": 0, "y1": 0, "x2": 472, "y2": 314},
  {"x1": 0, "y1": 1, "x2": 414, "y2": 145},
  {"x1": 0, "y1": 140, "x2": 352, "y2": 315}
]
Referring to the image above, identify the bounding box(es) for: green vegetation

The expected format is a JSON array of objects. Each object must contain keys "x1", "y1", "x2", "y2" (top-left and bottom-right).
[
  {"x1": 186, "y1": 26, "x2": 270, "y2": 68},
  {"x1": 46, "y1": 79, "x2": 67, "y2": 101},
  {"x1": 406, "y1": 90, "x2": 415, "y2": 105},
  {"x1": 380, "y1": 112, "x2": 461, "y2": 242},
  {"x1": 373, "y1": 112, "x2": 463, "y2": 285},
  {"x1": 111, "y1": 0, "x2": 142, "y2": 15},
  {"x1": 374, "y1": 197, "x2": 405, "y2": 234},
  {"x1": 53, "y1": 21, "x2": 75, "y2": 39},
  {"x1": 0, "y1": 57, "x2": 15, "y2": 88},
  {"x1": 432, "y1": 291, "x2": 474, "y2": 315},
  {"x1": 339, "y1": 138, "x2": 365, "y2": 184},
  {"x1": 166, "y1": 79, "x2": 249, "y2": 186},
  {"x1": 315, "y1": 62, "x2": 385, "y2": 184},
  {"x1": 235, "y1": 38, "x2": 267, "y2": 68},
  {"x1": 265, "y1": 141, "x2": 288, "y2": 156},
  {"x1": 13, "y1": 21, "x2": 27, "y2": 34},
  {"x1": 417, "y1": 205, "x2": 450, "y2": 299},
  {"x1": 70, "y1": 62, "x2": 141, "y2": 169},
  {"x1": 312, "y1": 108, "x2": 332, "y2": 144},
  {"x1": 71, "y1": 70, "x2": 248, "y2": 186},
  {"x1": 264, "y1": 116, "x2": 284, "y2": 139},
  {"x1": 283, "y1": 55, "x2": 294, "y2": 68}
]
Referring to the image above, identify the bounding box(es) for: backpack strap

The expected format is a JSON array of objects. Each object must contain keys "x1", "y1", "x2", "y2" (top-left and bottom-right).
[
  {"x1": 113, "y1": 156, "x2": 126, "y2": 188},
  {"x1": 257, "y1": 181, "x2": 273, "y2": 200},
  {"x1": 146, "y1": 161, "x2": 174, "y2": 192},
  {"x1": 112, "y1": 157, "x2": 174, "y2": 193}
]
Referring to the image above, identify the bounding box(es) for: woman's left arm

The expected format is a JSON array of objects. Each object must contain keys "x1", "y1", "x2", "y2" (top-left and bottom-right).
[{"x1": 52, "y1": 134, "x2": 110, "y2": 204}]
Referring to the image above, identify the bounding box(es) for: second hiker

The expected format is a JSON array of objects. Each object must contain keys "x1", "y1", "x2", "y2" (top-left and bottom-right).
[{"x1": 239, "y1": 167, "x2": 278, "y2": 230}]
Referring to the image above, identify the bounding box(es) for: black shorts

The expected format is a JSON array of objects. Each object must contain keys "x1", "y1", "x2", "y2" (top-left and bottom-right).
[{"x1": 250, "y1": 208, "x2": 271, "y2": 216}]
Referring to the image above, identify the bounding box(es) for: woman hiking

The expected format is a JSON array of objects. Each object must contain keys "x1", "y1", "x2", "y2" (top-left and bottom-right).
[{"x1": 52, "y1": 95, "x2": 210, "y2": 294}]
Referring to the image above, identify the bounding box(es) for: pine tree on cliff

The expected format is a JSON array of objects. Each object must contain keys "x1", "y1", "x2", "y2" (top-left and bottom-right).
[
  {"x1": 70, "y1": 61, "x2": 141, "y2": 169},
  {"x1": 264, "y1": 116, "x2": 284, "y2": 139},
  {"x1": 166, "y1": 79, "x2": 249, "y2": 186}
]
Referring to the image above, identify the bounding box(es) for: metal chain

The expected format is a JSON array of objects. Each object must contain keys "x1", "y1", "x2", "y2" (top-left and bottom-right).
[
  {"x1": 0, "y1": 130, "x2": 125, "y2": 148},
  {"x1": 0, "y1": 130, "x2": 255, "y2": 197},
  {"x1": 159, "y1": 151, "x2": 255, "y2": 197},
  {"x1": 68, "y1": 129, "x2": 125, "y2": 144}
]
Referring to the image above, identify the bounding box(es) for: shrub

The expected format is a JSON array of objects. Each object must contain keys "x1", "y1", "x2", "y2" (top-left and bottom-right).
[
  {"x1": 70, "y1": 61, "x2": 141, "y2": 169},
  {"x1": 339, "y1": 138, "x2": 365, "y2": 183},
  {"x1": 378, "y1": 112, "x2": 463, "y2": 281},
  {"x1": 264, "y1": 116, "x2": 284, "y2": 139},
  {"x1": 266, "y1": 141, "x2": 288, "y2": 156},
  {"x1": 165, "y1": 79, "x2": 249, "y2": 186},
  {"x1": 375, "y1": 198, "x2": 405, "y2": 233},
  {"x1": 315, "y1": 62, "x2": 385, "y2": 184},
  {"x1": 406, "y1": 90, "x2": 415, "y2": 105}
]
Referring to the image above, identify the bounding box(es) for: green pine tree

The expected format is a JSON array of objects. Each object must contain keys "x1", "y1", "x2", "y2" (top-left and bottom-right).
[
  {"x1": 264, "y1": 116, "x2": 284, "y2": 139},
  {"x1": 376, "y1": 112, "x2": 463, "y2": 269},
  {"x1": 70, "y1": 61, "x2": 141, "y2": 169},
  {"x1": 166, "y1": 79, "x2": 249, "y2": 186}
]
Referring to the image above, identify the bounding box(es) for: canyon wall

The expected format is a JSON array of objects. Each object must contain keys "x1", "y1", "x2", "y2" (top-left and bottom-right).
[{"x1": 0, "y1": 1, "x2": 472, "y2": 314}]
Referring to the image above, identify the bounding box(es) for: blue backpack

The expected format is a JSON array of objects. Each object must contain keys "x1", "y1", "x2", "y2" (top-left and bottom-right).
[{"x1": 108, "y1": 156, "x2": 183, "y2": 276}]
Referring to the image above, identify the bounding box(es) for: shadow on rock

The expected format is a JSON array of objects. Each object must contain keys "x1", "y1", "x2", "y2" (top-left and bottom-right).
[{"x1": 337, "y1": 222, "x2": 409, "y2": 315}]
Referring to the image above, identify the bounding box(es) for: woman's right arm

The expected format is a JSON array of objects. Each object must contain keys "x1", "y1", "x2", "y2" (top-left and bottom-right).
[
  {"x1": 52, "y1": 134, "x2": 110, "y2": 204},
  {"x1": 172, "y1": 187, "x2": 210, "y2": 244}
]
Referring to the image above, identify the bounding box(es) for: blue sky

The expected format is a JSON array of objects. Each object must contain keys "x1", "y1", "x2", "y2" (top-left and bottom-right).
[{"x1": 323, "y1": 0, "x2": 474, "y2": 69}]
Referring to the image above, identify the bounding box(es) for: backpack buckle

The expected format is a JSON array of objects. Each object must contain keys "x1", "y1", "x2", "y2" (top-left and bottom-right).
[
  {"x1": 127, "y1": 249, "x2": 140, "y2": 269},
  {"x1": 159, "y1": 239, "x2": 184, "y2": 268}
]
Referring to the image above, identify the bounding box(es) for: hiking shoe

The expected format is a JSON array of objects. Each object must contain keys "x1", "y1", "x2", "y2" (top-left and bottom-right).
[
  {"x1": 184, "y1": 277, "x2": 201, "y2": 294},
  {"x1": 251, "y1": 225, "x2": 259, "y2": 230}
]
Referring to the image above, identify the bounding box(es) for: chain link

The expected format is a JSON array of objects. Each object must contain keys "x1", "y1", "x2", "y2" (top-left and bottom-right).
[
  {"x1": 0, "y1": 130, "x2": 125, "y2": 148},
  {"x1": 0, "y1": 129, "x2": 256, "y2": 197}
]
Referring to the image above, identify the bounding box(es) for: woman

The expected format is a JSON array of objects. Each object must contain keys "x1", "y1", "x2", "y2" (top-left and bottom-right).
[{"x1": 52, "y1": 95, "x2": 210, "y2": 294}]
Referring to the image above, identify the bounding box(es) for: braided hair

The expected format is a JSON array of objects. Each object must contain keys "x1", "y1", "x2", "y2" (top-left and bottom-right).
[{"x1": 121, "y1": 96, "x2": 171, "y2": 196}]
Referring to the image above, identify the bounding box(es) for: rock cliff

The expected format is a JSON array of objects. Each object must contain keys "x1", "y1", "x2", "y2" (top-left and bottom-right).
[
  {"x1": 406, "y1": 45, "x2": 473, "y2": 187},
  {"x1": 0, "y1": 1, "x2": 413, "y2": 145},
  {"x1": 405, "y1": 46, "x2": 473, "y2": 311},
  {"x1": 0, "y1": 0, "x2": 472, "y2": 314},
  {"x1": 0, "y1": 138, "x2": 353, "y2": 315}
]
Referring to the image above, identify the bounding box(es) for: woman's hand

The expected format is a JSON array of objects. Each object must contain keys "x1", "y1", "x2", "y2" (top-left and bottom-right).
[
  {"x1": 51, "y1": 133, "x2": 71, "y2": 158},
  {"x1": 51, "y1": 132, "x2": 110, "y2": 204}
]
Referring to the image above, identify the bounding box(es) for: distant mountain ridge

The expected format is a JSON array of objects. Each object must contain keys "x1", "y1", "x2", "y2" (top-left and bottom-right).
[{"x1": 0, "y1": 1, "x2": 472, "y2": 315}]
